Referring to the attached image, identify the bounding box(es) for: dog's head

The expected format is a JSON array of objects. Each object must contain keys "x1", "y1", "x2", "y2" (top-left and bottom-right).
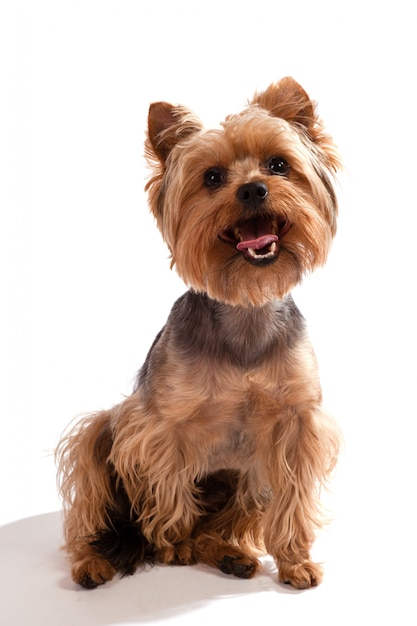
[{"x1": 145, "y1": 77, "x2": 340, "y2": 307}]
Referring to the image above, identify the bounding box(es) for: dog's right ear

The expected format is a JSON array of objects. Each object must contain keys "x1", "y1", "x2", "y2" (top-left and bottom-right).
[{"x1": 147, "y1": 102, "x2": 203, "y2": 164}]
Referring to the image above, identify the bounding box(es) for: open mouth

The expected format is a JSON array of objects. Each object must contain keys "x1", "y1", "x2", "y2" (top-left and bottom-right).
[{"x1": 219, "y1": 215, "x2": 291, "y2": 264}]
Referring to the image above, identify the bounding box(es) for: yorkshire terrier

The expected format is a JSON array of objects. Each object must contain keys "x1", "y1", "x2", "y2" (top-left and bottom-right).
[{"x1": 57, "y1": 77, "x2": 341, "y2": 590}]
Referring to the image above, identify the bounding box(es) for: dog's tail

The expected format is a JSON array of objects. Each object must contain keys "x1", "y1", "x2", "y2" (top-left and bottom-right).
[{"x1": 56, "y1": 410, "x2": 155, "y2": 576}]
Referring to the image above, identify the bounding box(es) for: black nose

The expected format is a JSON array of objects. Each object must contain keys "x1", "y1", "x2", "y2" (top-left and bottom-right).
[{"x1": 236, "y1": 182, "x2": 268, "y2": 208}]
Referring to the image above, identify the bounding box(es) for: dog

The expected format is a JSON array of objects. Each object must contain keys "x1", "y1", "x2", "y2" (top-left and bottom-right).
[{"x1": 56, "y1": 76, "x2": 341, "y2": 590}]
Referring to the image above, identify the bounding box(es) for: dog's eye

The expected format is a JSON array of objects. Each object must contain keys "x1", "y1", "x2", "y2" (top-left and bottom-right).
[
  {"x1": 267, "y1": 157, "x2": 290, "y2": 176},
  {"x1": 204, "y1": 168, "x2": 226, "y2": 189}
]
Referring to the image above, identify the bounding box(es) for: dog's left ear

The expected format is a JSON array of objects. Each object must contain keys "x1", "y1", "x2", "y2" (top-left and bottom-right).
[
  {"x1": 251, "y1": 77, "x2": 316, "y2": 133},
  {"x1": 147, "y1": 102, "x2": 203, "y2": 164}
]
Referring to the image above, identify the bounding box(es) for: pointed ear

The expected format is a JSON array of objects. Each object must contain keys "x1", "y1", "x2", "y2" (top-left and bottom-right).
[
  {"x1": 147, "y1": 102, "x2": 203, "y2": 164},
  {"x1": 251, "y1": 77, "x2": 316, "y2": 132}
]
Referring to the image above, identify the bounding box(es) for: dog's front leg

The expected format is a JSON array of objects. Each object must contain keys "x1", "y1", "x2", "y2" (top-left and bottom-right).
[
  {"x1": 112, "y1": 416, "x2": 203, "y2": 567},
  {"x1": 145, "y1": 474, "x2": 202, "y2": 567},
  {"x1": 263, "y1": 405, "x2": 338, "y2": 589}
]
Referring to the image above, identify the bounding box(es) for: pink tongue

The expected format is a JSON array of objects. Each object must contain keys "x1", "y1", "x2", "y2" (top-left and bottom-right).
[{"x1": 237, "y1": 234, "x2": 278, "y2": 251}]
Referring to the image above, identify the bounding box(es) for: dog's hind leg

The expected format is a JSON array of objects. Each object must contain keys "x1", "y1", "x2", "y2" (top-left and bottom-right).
[
  {"x1": 56, "y1": 410, "x2": 152, "y2": 587},
  {"x1": 56, "y1": 411, "x2": 116, "y2": 587}
]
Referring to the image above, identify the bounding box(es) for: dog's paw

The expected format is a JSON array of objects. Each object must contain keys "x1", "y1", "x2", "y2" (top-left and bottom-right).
[
  {"x1": 72, "y1": 557, "x2": 117, "y2": 589},
  {"x1": 156, "y1": 541, "x2": 196, "y2": 566},
  {"x1": 218, "y1": 552, "x2": 260, "y2": 579},
  {"x1": 278, "y1": 561, "x2": 323, "y2": 589}
]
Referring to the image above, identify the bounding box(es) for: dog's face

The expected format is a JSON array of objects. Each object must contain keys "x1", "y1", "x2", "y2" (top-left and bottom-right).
[{"x1": 145, "y1": 77, "x2": 340, "y2": 306}]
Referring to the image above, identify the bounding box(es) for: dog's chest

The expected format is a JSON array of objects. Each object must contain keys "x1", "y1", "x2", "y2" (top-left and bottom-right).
[
  {"x1": 207, "y1": 427, "x2": 255, "y2": 471},
  {"x1": 188, "y1": 368, "x2": 284, "y2": 471}
]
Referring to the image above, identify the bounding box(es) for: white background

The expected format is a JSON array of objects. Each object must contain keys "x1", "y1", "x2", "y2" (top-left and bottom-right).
[{"x1": 1, "y1": 0, "x2": 416, "y2": 623}]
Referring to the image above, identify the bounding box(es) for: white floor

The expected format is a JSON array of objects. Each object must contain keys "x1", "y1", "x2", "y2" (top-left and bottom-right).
[{"x1": 1, "y1": 504, "x2": 413, "y2": 626}]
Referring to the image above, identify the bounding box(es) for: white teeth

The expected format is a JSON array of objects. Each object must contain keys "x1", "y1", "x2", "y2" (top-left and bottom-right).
[{"x1": 247, "y1": 242, "x2": 277, "y2": 259}]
